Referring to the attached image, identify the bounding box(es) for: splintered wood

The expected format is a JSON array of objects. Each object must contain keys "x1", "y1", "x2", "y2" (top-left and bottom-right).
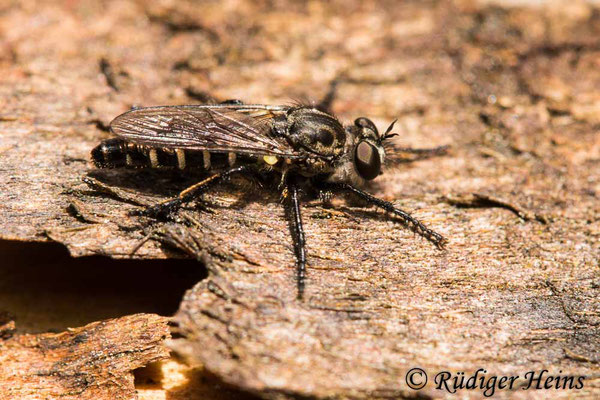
[{"x1": 0, "y1": 314, "x2": 170, "y2": 400}]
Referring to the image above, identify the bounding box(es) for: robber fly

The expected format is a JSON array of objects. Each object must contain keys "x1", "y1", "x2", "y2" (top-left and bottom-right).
[{"x1": 91, "y1": 101, "x2": 448, "y2": 299}]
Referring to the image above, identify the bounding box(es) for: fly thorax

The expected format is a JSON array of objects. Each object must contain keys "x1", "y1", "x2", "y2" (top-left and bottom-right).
[{"x1": 286, "y1": 108, "x2": 346, "y2": 158}]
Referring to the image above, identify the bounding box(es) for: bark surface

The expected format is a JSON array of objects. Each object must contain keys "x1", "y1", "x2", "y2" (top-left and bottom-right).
[
  {"x1": 0, "y1": 0, "x2": 598, "y2": 398},
  {"x1": 0, "y1": 314, "x2": 170, "y2": 400}
]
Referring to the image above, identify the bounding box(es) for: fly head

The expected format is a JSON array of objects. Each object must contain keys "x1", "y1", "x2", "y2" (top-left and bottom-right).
[
  {"x1": 327, "y1": 117, "x2": 396, "y2": 185},
  {"x1": 351, "y1": 117, "x2": 385, "y2": 180}
]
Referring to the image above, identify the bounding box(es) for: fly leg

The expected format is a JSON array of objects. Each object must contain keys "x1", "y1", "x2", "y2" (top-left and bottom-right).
[
  {"x1": 136, "y1": 165, "x2": 253, "y2": 219},
  {"x1": 284, "y1": 178, "x2": 307, "y2": 300},
  {"x1": 323, "y1": 183, "x2": 447, "y2": 249},
  {"x1": 395, "y1": 145, "x2": 448, "y2": 154},
  {"x1": 220, "y1": 99, "x2": 244, "y2": 105},
  {"x1": 392, "y1": 145, "x2": 449, "y2": 162},
  {"x1": 316, "y1": 77, "x2": 339, "y2": 114}
]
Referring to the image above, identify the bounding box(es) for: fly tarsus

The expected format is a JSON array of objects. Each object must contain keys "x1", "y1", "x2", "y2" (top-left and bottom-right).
[
  {"x1": 324, "y1": 182, "x2": 448, "y2": 249},
  {"x1": 395, "y1": 145, "x2": 450, "y2": 156},
  {"x1": 220, "y1": 99, "x2": 244, "y2": 105},
  {"x1": 286, "y1": 180, "x2": 307, "y2": 300},
  {"x1": 131, "y1": 198, "x2": 181, "y2": 219}
]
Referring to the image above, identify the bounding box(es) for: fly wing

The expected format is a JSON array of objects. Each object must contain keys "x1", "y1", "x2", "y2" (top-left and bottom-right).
[{"x1": 109, "y1": 105, "x2": 302, "y2": 158}]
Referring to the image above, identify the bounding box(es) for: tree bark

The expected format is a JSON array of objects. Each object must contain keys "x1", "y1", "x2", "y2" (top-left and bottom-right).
[
  {"x1": 0, "y1": 0, "x2": 598, "y2": 398},
  {"x1": 0, "y1": 314, "x2": 170, "y2": 400}
]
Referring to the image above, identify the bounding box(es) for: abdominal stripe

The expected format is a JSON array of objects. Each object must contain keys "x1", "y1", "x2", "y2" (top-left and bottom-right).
[{"x1": 92, "y1": 139, "x2": 248, "y2": 170}]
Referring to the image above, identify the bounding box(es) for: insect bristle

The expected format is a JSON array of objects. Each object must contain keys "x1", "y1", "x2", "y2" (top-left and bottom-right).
[{"x1": 286, "y1": 97, "x2": 313, "y2": 109}]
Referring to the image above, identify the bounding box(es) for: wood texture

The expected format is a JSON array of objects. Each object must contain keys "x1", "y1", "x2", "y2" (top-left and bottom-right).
[
  {"x1": 0, "y1": 314, "x2": 170, "y2": 400},
  {"x1": 0, "y1": 0, "x2": 599, "y2": 398}
]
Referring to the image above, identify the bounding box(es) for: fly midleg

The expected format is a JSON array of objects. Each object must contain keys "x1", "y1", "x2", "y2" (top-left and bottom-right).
[{"x1": 285, "y1": 179, "x2": 307, "y2": 300}]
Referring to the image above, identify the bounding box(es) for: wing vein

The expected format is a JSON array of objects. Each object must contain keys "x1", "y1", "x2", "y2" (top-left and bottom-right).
[{"x1": 109, "y1": 105, "x2": 303, "y2": 158}]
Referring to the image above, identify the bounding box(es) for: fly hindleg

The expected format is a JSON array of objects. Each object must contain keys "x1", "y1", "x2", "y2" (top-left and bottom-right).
[{"x1": 136, "y1": 165, "x2": 253, "y2": 219}]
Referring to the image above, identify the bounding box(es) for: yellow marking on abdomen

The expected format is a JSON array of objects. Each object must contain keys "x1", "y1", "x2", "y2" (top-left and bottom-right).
[
  {"x1": 175, "y1": 149, "x2": 186, "y2": 169},
  {"x1": 203, "y1": 150, "x2": 211, "y2": 169},
  {"x1": 202, "y1": 150, "x2": 210, "y2": 169},
  {"x1": 228, "y1": 152, "x2": 237, "y2": 166},
  {"x1": 149, "y1": 149, "x2": 158, "y2": 168}
]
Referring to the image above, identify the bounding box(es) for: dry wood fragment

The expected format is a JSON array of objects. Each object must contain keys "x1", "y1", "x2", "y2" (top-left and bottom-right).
[
  {"x1": 0, "y1": 314, "x2": 170, "y2": 400},
  {"x1": 442, "y1": 192, "x2": 549, "y2": 223},
  {"x1": 0, "y1": 312, "x2": 16, "y2": 340}
]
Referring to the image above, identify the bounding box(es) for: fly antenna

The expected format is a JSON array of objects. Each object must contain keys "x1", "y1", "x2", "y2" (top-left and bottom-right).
[{"x1": 381, "y1": 119, "x2": 399, "y2": 141}]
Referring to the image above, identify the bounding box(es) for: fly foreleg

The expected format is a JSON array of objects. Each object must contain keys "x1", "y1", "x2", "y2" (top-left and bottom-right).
[
  {"x1": 323, "y1": 183, "x2": 447, "y2": 249},
  {"x1": 392, "y1": 145, "x2": 449, "y2": 163}
]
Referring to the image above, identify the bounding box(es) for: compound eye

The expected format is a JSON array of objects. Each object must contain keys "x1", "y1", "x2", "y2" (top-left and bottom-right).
[
  {"x1": 354, "y1": 117, "x2": 377, "y2": 133},
  {"x1": 354, "y1": 141, "x2": 381, "y2": 180}
]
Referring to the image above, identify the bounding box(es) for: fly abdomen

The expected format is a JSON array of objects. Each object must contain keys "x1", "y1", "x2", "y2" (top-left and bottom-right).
[
  {"x1": 91, "y1": 139, "x2": 245, "y2": 170},
  {"x1": 92, "y1": 138, "x2": 129, "y2": 168},
  {"x1": 92, "y1": 139, "x2": 182, "y2": 169}
]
